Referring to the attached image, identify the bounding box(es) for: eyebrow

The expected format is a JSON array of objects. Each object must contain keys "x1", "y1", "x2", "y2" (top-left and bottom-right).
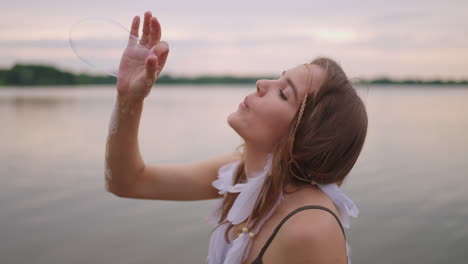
[{"x1": 282, "y1": 70, "x2": 299, "y2": 102}]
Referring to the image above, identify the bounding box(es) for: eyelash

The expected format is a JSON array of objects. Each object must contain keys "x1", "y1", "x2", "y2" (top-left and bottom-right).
[{"x1": 279, "y1": 89, "x2": 287, "y2": 100}]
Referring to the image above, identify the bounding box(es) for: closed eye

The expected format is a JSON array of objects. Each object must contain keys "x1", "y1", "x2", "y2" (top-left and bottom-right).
[{"x1": 280, "y1": 89, "x2": 287, "y2": 100}]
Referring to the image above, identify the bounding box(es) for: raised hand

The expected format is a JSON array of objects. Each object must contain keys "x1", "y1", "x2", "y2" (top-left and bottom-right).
[{"x1": 116, "y1": 11, "x2": 169, "y2": 102}]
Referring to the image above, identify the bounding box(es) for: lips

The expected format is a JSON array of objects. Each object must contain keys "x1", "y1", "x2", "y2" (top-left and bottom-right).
[{"x1": 243, "y1": 96, "x2": 249, "y2": 108}]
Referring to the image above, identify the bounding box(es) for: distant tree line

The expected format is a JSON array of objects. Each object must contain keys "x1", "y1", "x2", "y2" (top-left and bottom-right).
[
  {"x1": 0, "y1": 64, "x2": 267, "y2": 86},
  {"x1": 156, "y1": 75, "x2": 265, "y2": 85},
  {"x1": 0, "y1": 64, "x2": 116, "y2": 86},
  {"x1": 0, "y1": 64, "x2": 467, "y2": 87},
  {"x1": 357, "y1": 77, "x2": 468, "y2": 86}
]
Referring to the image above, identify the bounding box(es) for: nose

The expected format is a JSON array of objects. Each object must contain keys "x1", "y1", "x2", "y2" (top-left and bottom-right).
[{"x1": 256, "y1": 79, "x2": 267, "y2": 96}]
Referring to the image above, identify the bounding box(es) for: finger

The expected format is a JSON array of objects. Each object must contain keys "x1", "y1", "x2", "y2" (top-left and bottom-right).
[
  {"x1": 151, "y1": 41, "x2": 170, "y2": 75},
  {"x1": 139, "y1": 11, "x2": 152, "y2": 46},
  {"x1": 148, "y1": 16, "x2": 162, "y2": 47},
  {"x1": 144, "y1": 41, "x2": 169, "y2": 79},
  {"x1": 128, "y1": 16, "x2": 140, "y2": 45},
  {"x1": 145, "y1": 55, "x2": 159, "y2": 83}
]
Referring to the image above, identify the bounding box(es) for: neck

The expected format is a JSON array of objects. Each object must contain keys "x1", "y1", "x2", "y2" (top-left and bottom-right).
[{"x1": 243, "y1": 145, "x2": 271, "y2": 179}]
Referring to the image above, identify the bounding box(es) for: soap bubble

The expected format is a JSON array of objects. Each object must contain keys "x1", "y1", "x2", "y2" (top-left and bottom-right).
[{"x1": 69, "y1": 17, "x2": 138, "y2": 77}]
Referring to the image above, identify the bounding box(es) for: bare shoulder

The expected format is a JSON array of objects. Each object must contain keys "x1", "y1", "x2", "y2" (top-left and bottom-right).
[{"x1": 276, "y1": 208, "x2": 347, "y2": 264}]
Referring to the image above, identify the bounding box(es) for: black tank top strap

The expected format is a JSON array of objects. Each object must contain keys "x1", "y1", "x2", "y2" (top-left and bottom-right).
[{"x1": 251, "y1": 205, "x2": 346, "y2": 264}]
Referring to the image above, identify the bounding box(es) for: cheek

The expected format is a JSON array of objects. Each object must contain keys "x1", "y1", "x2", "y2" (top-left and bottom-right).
[
  {"x1": 227, "y1": 99, "x2": 296, "y2": 144},
  {"x1": 256, "y1": 106, "x2": 293, "y2": 136}
]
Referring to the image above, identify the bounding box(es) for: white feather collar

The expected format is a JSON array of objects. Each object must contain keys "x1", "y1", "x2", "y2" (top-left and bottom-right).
[{"x1": 207, "y1": 154, "x2": 359, "y2": 264}]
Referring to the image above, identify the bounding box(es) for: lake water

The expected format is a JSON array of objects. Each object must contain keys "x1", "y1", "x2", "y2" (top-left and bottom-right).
[{"x1": 1, "y1": 85, "x2": 467, "y2": 264}]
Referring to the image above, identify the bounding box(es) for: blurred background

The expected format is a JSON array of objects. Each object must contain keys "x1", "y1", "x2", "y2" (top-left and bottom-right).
[
  {"x1": 1, "y1": 0, "x2": 467, "y2": 263},
  {"x1": 2, "y1": 0, "x2": 468, "y2": 78}
]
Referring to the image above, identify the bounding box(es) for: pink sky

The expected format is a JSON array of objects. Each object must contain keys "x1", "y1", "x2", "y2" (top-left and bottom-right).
[{"x1": 1, "y1": 0, "x2": 467, "y2": 79}]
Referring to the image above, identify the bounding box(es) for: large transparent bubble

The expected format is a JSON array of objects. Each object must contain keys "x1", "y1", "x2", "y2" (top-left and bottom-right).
[
  {"x1": 69, "y1": 17, "x2": 139, "y2": 77},
  {"x1": 69, "y1": 17, "x2": 370, "y2": 107}
]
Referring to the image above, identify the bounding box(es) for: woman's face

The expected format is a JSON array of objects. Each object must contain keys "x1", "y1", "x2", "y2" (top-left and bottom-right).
[{"x1": 227, "y1": 64, "x2": 325, "y2": 152}]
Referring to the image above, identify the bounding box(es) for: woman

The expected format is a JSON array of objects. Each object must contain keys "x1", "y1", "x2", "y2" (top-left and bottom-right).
[{"x1": 105, "y1": 11, "x2": 367, "y2": 264}]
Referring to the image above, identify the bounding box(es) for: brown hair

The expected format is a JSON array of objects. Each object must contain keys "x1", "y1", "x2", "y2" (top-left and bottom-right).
[{"x1": 216, "y1": 57, "x2": 368, "y2": 242}]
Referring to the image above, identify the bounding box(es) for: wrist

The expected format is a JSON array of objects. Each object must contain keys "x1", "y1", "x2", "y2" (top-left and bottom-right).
[
  {"x1": 116, "y1": 94, "x2": 144, "y2": 115},
  {"x1": 117, "y1": 79, "x2": 153, "y2": 103}
]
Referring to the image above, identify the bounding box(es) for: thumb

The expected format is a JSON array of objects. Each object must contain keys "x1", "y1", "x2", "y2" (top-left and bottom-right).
[
  {"x1": 145, "y1": 54, "x2": 159, "y2": 82},
  {"x1": 152, "y1": 41, "x2": 170, "y2": 76}
]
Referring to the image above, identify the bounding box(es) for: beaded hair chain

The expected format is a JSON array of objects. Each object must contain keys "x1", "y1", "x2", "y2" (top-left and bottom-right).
[
  {"x1": 290, "y1": 63, "x2": 314, "y2": 144},
  {"x1": 288, "y1": 64, "x2": 319, "y2": 185}
]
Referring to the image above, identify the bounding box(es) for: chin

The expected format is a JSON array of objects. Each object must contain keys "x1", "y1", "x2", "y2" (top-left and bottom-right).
[{"x1": 227, "y1": 112, "x2": 247, "y2": 140}]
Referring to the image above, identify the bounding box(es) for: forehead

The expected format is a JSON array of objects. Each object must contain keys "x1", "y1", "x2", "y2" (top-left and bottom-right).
[{"x1": 284, "y1": 64, "x2": 324, "y2": 97}]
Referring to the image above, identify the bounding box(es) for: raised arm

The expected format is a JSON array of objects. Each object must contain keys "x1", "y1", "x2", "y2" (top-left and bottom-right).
[
  {"x1": 116, "y1": 152, "x2": 242, "y2": 201},
  {"x1": 105, "y1": 11, "x2": 242, "y2": 200},
  {"x1": 104, "y1": 11, "x2": 167, "y2": 196}
]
